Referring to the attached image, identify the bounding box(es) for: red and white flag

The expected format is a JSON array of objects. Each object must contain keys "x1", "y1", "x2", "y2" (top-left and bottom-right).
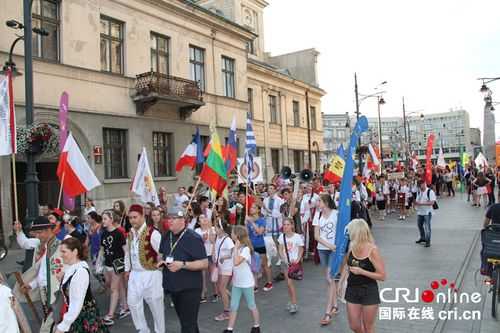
[
  {"x1": 131, "y1": 147, "x2": 160, "y2": 206},
  {"x1": 176, "y1": 141, "x2": 197, "y2": 172},
  {"x1": 57, "y1": 133, "x2": 101, "y2": 197},
  {"x1": 0, "y1": 71, "x2": 17, "y2": 156}
]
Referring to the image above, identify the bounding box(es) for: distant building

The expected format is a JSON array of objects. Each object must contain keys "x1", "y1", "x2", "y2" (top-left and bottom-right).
[{"x1": 323, "y1": 109, "x2": 474, "y2": 164}]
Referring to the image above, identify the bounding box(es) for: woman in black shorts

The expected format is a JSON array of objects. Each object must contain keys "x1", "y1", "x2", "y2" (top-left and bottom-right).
[{"x1": 340, "y1": 219, "x2": 386, "y2": 333}]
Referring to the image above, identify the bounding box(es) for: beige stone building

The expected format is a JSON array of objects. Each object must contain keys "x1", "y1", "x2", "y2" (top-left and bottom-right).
[{"x1": 0, "y1": 0, "x2": 324, "y2": 234}]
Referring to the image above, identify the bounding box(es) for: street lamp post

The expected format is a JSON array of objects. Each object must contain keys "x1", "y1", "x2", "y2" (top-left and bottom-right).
[
  {"x1": 354, "y1": 73, "x2": 361, "y2": 175},
  {"x1": 478, "y1": 77, "x2": 500, "y2": 165},
  {"x1": 2, "y1": 1, "x2": 48, "y2": 270},
  {"x1": 377, "y1": 96, "x2": 385, "y2": 172}
]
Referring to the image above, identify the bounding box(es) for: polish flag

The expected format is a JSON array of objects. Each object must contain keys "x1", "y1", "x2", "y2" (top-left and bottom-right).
[
  {"x1": 57, "y1": 133, "x2": 101, "y2": 197},
  {"x1": 176, "y1": 141, "x2": 197, "y2": 172}
]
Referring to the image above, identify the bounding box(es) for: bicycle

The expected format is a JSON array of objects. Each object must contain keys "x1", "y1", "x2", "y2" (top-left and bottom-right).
[
  {"x1": 487, "y1": 258, "x2": 500, "y2": 319},
  {"x1": 482, "y1": 224, "x2": 500, "y2": 319}
]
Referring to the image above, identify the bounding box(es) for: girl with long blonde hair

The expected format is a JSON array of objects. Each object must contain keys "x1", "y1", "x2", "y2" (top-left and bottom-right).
[{"x1": 340, "y1": 219, "x2": 386, "y2": 333}]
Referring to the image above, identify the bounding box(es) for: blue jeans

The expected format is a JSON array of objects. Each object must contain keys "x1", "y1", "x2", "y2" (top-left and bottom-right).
[{"x1": 417, "y1": 213, "x2": 432, "y2": 243}]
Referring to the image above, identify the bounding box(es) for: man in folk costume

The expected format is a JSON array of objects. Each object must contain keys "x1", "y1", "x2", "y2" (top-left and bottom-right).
[
  {"x1": 13, "y1": 216, "x2": 63, "y2": 333},
  {"x1": 300, "y1": 183, "x2": 320, "y2": 257},
  {"x1": 124, "y1": 204, "x2": 165, "y2": 333},
  {"x1": 262, "y1": 184, "x2": 285, "y2": 281}
]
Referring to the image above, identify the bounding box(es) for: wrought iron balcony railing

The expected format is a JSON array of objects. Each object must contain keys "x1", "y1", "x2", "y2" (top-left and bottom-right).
[{"x1": 135, "y1": 71, "x2": 203, "y2": 101}]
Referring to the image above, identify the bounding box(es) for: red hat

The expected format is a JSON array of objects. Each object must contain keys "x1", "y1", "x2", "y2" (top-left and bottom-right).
[{"x1": 129, "y1": 204, "x2": 144, "y2": 215}]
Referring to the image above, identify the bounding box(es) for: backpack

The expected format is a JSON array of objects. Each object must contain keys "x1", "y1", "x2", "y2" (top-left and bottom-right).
[{"x1": 426, "y1": 189, "x2": 439, "y2": 210}]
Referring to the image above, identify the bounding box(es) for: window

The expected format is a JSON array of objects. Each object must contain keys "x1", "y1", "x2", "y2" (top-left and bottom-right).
[
  {"x1": 248, "y1": 88, "x2": 254, "y2": 119},
  {"x1": 103, "y1": 128, "x2": 128, "y2": 179},
  {"x1": 100, "y1": 16, "x2": 123, "y2": 74},
  {"x1": 293, "y1": 101, "x2": 300, "y2": 127},
  {"x1": 293, "y1": 150, "x2": 304, "y2": 172},
  {"x1": 271, "y1": 149, "x2": 281, "y2": 175},
  {"x1": 222, "y1": 56, "x2": 235, "y2": 98},
  {"x1": 269, "y1": 95, "x2": 279, "y2": 124},
  {"x1": 153, "y1": 132, "x2": 173, "y2": 177},
  {"x1": 151, "y1": 33, "x2": 169, "y2": 75},
  {"x1": 190, "y1": 45, "x2": 205, "y2": 91},
  {"x1": 310, "y1": 106, "x2": 317, "y2": 130},
  {"x1": 32, "y1": 0, "x2": 59, "y2": 61},
  {"x1": 337, "y1": 130, "x2": 346, "y2": 139}
]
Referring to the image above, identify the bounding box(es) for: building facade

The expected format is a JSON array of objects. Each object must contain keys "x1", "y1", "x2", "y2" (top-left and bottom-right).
[
  {"x1": 323, "y1": 109, "x2": 475, "y2": 164},
  {"x1": 0, "y1": 0, "x2": 324, "y2": 237},
  {"x1": 323, "y1": 113, "x2": 350, "y2": 161}
]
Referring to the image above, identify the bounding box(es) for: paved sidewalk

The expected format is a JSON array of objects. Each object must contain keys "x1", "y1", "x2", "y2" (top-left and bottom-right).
[{"x1": 1, "y1": 194, "x2": 500, "y2": 332}]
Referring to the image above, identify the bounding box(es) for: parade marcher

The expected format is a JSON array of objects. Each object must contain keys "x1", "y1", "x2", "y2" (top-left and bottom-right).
[
  {"x1": 300, "y1": 183, "x2": 320, "y2": 257},
  {"x1": 194, "y1": 214, "x2": 216, "y2": 303},
  {"x1": 444, "y1": 165, "x2": 455, "y2": 197},
  {"x1": 83, "y1": 198, "x2": 96, "y2": 217},
  {"x1": 213, "y1": 218, "x2": 235, "y2": 322},
  {"x1": 340, "y1": 219, "x2": 386, "y2": 333},
  {"x1": 246, "y1": 202, "x2": 273, "y2": 292},
  {"x1": 124, "y1": 204, "x2": 165, "y2": 333},
  {"x1": 313, "y1": 194, "x2": 339, "y2": 326},
  {"x1": 99, "y1": 211, "x2": 129, "y2": 326},
  {"x1": 158, "y1": 186, "x2": 169, "y2": 212},
  {"x1": 473, "y1": 172, "x2": 491, "y2": 207},
  {"x1": 174, "y1": 186, "x2": 190, "y2": 208},
  {"x1": 280, "y1": 187, "x2": 301, "y2": 234},
  {"x1": 223, "y1": 226, "x2": 261, "y2": 333},
  {"x1": 55, "y1": 237, "x2": 109, "y2": 333},
  {"x1": 415, "y1": 180, "x2": 437, "y2": 248},
  {"x1": 13, "y1": 217, "x2": 63, "y2": 333},
  {"x1": 231, "y1": 192, "x2": 248, "y2": 226},
  {"x1": 261, "y1": 183, "x2": 284, "y2": 250},
  {"x1": 397, "y1": 178, "x2": 410, "y2": 221},
  {"x1": 151, "y1": 207, "x2": 169, "y2": 234},
  {"x1": 199, "y1": 196, "x2": 213, "y2": 221},
  {"x1": 87, "y1": 211, "x2": 103, "y2": 265},
  {"x1": 158, "y1": 207, "x2": 208, "y2": 333},
  {"x1": 113, "y1": 200, "x2": 131, "y2": 233},
  {"x1": 278, "y1": 218, "x2": 304, "y2": 314},
  {"x1": 65, "y1": 217, "x2": 87, "y2": 246}
]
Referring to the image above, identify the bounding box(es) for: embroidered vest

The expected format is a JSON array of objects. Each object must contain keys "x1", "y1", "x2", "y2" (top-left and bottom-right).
[{"x1": 128, "y1": 226, "x2": 159, "y2": 271}]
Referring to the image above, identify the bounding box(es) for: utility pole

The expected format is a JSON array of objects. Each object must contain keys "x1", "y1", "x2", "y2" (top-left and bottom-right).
[
  {"x1": 402, "y1": 96, "x2": 408, "y2": 168},
  {"x1": 305, "y1": 90, "x2": 312, "y2": 170},
  {"x1": 354, "y1": 73, "x2": 361, "y2": 175}
]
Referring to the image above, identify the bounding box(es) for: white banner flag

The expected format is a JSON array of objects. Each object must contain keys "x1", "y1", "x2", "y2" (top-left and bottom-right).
[
  {"x1": 131, "y1": 147, "x2": 160, "y2": 206},
  {"x1": 0, "y1": 73, "x2": 16, "y2": 156}
]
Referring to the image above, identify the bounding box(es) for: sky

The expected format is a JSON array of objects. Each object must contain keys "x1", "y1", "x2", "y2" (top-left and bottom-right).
[{"x1": 263, "y1": 0, "x2": 500, "y2": 137}]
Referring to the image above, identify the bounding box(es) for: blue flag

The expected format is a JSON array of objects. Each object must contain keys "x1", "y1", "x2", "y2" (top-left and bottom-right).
[
  {"x1": 337, "y1": 144, "x2": 345, "y2": 159},
  {"x1": 330, "y1": 116, "x2": 369, "y2": 277},
  {"x1": 194, "y1": 127, "x2": 205, "y2": 165}
]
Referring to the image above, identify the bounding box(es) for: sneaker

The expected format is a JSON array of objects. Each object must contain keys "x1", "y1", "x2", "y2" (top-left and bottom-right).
[
  {"x1": 214, "y1": 311, "x2": 230, "y2": 321},
  {"x1": 200, "y1": 297, "x2": 208, "y2": 304},
  {"x1": 286, "y1": 302, "x2": 291, "y2": 311},
  {"x1": 403, "y1": 216, "x2": 406, "y2": 220},
  {"x1": 170, "y1": 301, "x2": 174, "y2": 308},
  {"x1": 425, "y1": 243, "x2": 431, "y2": 248},
  {"x1": 289, "y1": 304, "x2": 298, "y2": 314},
  {"x1": 223, "y1": 330, "x2": 233, "y2": 333},
  {"x1": 398, "y1": 216, "x2": 402, "y2": 220},
  {"x1": 263, "y1": 282, "x2": 273, "y2": 292},
  {"x1": 211, "y1": 294, "x2": 220, "y2": 303},
  {"x1": 118, "y1": 308, "x2": 130, "y2": 319},
  {"x1": 415, "y1": 239, "x2": 425, "y2": 244},
  {"x1": 254, "y1": 286, "x2": 259, "y2": 293},
  {"x1": 102, "y1": 316, "x2": 114, "y2": 326},
  {"x1": 251, "y1": 327, "x2": 261, "y2": 333}
]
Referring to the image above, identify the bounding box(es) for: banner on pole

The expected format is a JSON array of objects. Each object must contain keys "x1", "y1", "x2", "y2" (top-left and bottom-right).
[
  {"x1": 237, "y1": 157, "x2": 263, "y2": 183},
  {"x1": 0, "y1": 71, "x2": 16, "y2": 156}
]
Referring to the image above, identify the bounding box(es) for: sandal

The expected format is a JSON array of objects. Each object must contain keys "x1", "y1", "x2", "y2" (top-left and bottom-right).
[
  {"x1": 330, "y1": 305, "x2": 339, "y2": 316},
  {"x1": 320, "y1": 313, "x2": 332, "y2": 326}
]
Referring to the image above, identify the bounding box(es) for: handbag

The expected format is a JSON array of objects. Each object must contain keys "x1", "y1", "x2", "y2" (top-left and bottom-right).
[
  {"x1": 112, "y1": 258, "x2": 125, "y2": 274},
  {"x1": 283, "y1": 234, "x2": 303, "y2": 281},
  {"x1": 211, "y1": 236, "x2": 227, "y2": 283}
]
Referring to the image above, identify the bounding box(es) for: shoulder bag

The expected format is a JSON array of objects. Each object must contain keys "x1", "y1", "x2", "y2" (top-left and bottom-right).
[{"x1": 283, "y1": 234, "x2": 303, "y2": 281}]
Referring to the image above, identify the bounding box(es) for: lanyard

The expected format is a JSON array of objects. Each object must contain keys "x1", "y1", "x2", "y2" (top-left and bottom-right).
[{"x1": 168, "y1": 228, "x2": 187, "y2": 257}]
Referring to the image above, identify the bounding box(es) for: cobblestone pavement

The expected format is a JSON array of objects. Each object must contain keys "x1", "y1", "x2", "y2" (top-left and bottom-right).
[{"x1": 2, "y1": 193, "x2": 500, "y2": 332}]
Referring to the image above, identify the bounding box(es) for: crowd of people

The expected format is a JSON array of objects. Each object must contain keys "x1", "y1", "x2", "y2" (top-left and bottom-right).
[{"x1": 10, "y1": 160, "x2": 500, "y2": 333}]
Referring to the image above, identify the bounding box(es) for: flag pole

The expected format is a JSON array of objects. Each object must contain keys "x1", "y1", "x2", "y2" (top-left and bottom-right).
[
  {"x1": 57, "y1": 170, "x2": 65, "y2": 209},
  {"x1": 185, "y1": 176, "x2": 201, "y2": 213},
  {"x1": 11, "y1": 154, "x2": 19, "y2": 222}
]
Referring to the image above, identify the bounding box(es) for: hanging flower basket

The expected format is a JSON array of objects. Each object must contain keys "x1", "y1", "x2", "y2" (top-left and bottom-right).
[{"x1": 16, "y1": 123, "x2": 59, "y2": 156}]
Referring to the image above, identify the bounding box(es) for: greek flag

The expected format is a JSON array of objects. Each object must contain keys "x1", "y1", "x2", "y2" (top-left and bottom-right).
[{"x1": 245, "y1": 112, "x2": 257, "y2": 182}]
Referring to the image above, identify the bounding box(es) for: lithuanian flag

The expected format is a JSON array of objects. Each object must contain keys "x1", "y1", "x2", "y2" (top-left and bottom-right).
[{"x1": 200, "y1": 130, "x2": 227, "y2": 195}]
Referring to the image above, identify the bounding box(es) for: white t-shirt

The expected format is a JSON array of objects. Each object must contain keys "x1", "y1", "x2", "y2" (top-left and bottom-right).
[
  {"x1": 278, "y1": 233, "x2": 304, "y2": 263},
  {"x1": 195, "y1": 227, "x2": 215, "y2": 256},
  {"x1": 416, "y1": 188, "x2": 437, "y2": 216},
  {"x1": 398, "y1": 185, "x2": 410, "y2": 204},
  {"x1": 214, "y1": 236, "x2": 234, "y2": 272},
  {"x1": 232, "y1": 246, "x2": 254, "y2": 288},
  {"x1": 312, "y1": 210, "x2": 338, "y2": 250},
  {"x1": 174, "y1": 193, "x2": 189, "y2": 207}
]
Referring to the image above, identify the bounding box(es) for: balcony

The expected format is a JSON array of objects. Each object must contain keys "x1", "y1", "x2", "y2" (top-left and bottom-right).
[{"x1": 133, "y1": 71, "x2": 205, "y2": 119}]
